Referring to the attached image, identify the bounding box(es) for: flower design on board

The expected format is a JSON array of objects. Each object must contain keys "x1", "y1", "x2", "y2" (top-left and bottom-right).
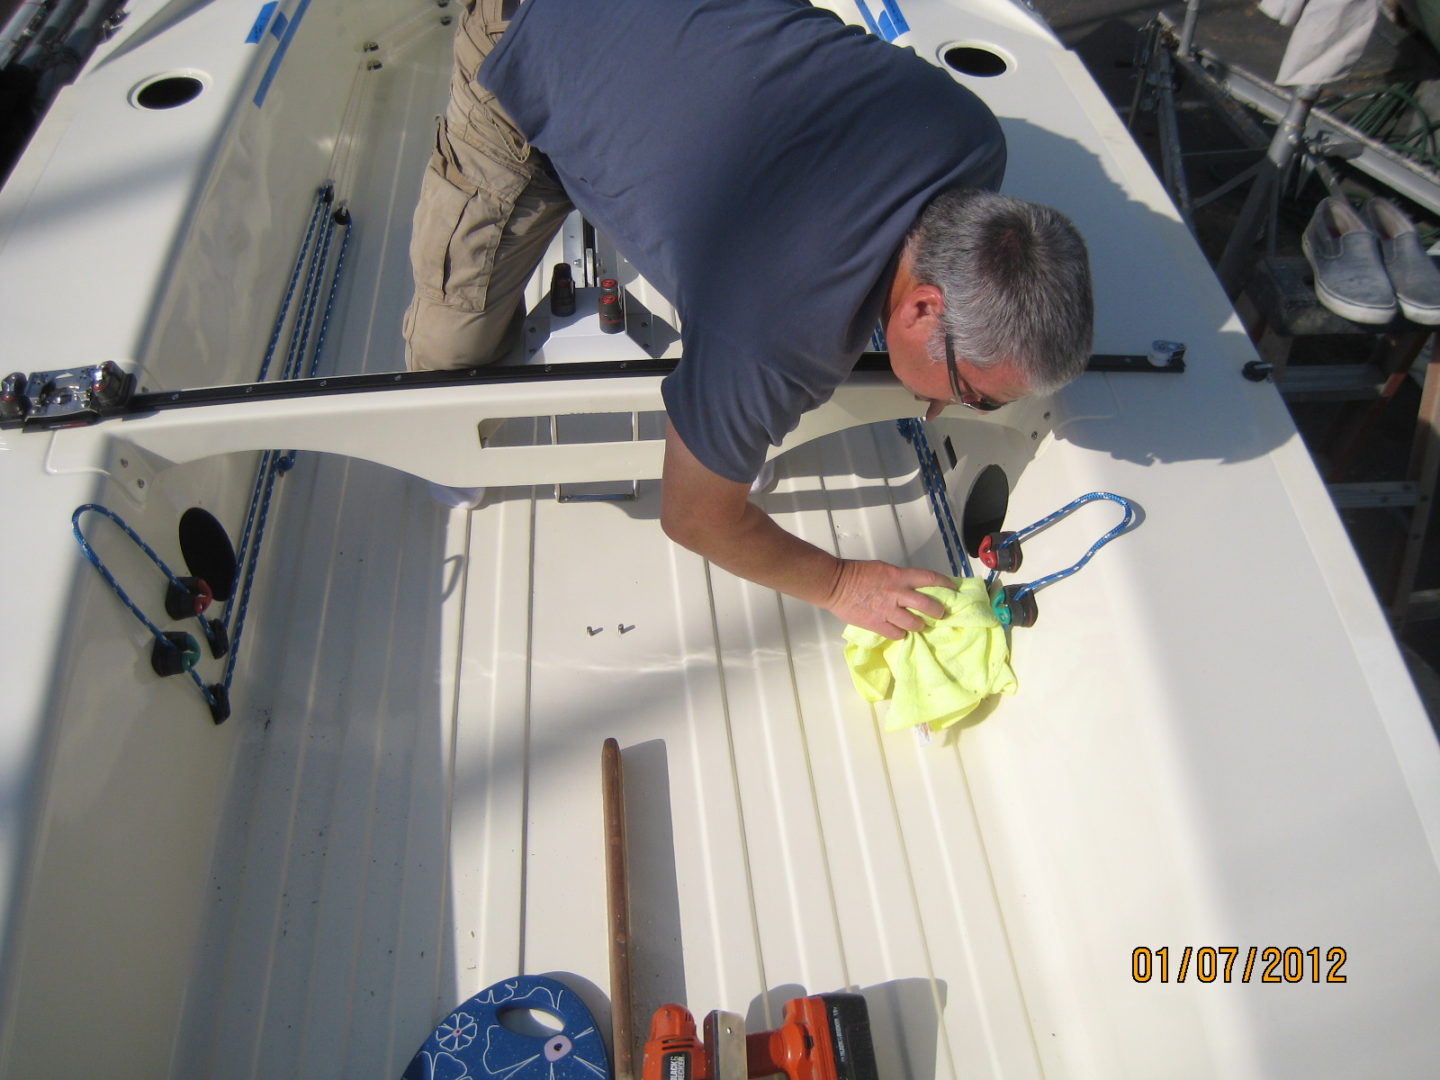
[
  {"x1": 420, "y1": 1050, "x2": 471, "y2": 1080},
  {"x1": 436, "y1": 1011, "x2": 479, "y2": 1053}
]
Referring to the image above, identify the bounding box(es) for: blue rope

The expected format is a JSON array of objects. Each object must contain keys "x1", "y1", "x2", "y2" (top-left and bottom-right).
[
  {"x1": 305, "y1": 209, "x2": 351, "y2": 379},
  {"x1": 68, "y1": 190, "x2": 352, "y2": 720},
  {"x1": 231, "y1": 196, "x2": 342, "y2": 602},
  {"x1": 233, "y1": 189, "x2": 333, "y2": 602},
  {"x1": 72, "y1": 504, "x2": 222, "y2": 710},
  {"x1": 281, "y1": 205, "x2": 338, "y2": 383},
  {"x1": 227, "y1": 448, "x2": 274, "y2": 626},
  {"x1": 223, "y1": 450, "x2": 286, "y2": 689},
  {"x1": 256, "y1": 185, "x2": 331, "y2": 383},
  {"x1": 896, "y1": 418, "x2": 972, "y2": 578},
  {"x1": 228, "y1": 202, "x2": 355, "y2": 683},
  {"x1": 999, "y1": 492, "x2": 1137, "y2": 602},
  {"x1": 280, "y1": 207, "x2": 352, "y2": 472},
  {"x1": 73, "y1": 504, "x2": 184, "y2": 639}
]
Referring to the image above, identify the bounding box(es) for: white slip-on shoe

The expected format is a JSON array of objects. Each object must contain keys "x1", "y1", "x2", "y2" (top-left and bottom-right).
[
  {"x1": 1301, "y1": 197, "x2": 1397, "y2": 325},
  {"x1": 1363, "y1": 197, "x2": 1440, "y2": 325}
]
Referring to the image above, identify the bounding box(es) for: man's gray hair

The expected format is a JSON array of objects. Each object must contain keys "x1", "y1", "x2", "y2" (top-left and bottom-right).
[{"x1": 907, "y1": 187, "x2": 1093, "y2": 395}]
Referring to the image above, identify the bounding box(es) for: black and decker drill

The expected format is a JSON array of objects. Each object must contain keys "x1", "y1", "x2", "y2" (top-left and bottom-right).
[{"x1": 641, "y1": 993, "x2": 878, "y2": 1080}]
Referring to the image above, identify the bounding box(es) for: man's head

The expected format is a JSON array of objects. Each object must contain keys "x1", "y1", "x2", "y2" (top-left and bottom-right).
[{"x1": 884, "y1": 187, "x2": 1093, "y2": 419}]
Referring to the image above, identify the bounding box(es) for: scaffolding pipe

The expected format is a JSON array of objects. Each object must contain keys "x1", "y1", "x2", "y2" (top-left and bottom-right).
[
  {"x1": 1216, "y1": 84, "x2": 1321, "y2": 296},
  {"x1": 0, "y1": 0, "x2": 48, "y2": 68},
  {"x1": 1177, "y1": 0, "x2": 1202, "y2": 57}
]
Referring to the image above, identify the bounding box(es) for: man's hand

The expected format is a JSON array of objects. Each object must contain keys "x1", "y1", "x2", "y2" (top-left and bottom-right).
[
  {"x1": 661, "y1": 421, "x2": 952, "y2": 639},
  {"x1": 823, "y1": 559, "x2": 952, "y2": 640}
]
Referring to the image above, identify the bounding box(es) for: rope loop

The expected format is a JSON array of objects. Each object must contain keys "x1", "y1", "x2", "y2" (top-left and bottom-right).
[
  {"x1": 985, "y1": 492, "x2": 1139, "y2": 627},
  {"x1": 74, "y1": 504, "x2": 232, "y2": 721}
]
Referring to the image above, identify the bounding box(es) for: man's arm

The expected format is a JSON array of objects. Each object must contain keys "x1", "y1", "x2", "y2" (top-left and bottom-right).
[{"x1": 660, "y1": 420, "x2": 951, "y2": 639}]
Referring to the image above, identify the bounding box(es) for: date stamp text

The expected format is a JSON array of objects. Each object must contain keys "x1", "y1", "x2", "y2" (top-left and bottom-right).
[{"x1": 1132, "y1": 946, "x2": 1347, "y2": 984}]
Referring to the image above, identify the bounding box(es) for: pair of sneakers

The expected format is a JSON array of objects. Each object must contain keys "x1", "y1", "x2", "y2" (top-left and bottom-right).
[{"x1": 1301, "y1": 196, "x2": 1440, "y2": 325}]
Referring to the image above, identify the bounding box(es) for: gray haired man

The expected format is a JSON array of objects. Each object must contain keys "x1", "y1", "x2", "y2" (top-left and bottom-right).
[{"x1": 405, "y1": 0, "x2": 1093, "y2": 638}]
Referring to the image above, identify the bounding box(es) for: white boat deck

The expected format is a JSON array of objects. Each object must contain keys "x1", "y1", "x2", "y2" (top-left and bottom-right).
[{"x1": 1, "y1": 0, "x2": 1439, "y2": 1077}]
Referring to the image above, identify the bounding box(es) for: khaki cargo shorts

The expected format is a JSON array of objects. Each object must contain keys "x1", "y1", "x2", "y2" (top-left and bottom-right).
[{"x1": 403, "y1": 0, "x2": 572, "y2": 371}]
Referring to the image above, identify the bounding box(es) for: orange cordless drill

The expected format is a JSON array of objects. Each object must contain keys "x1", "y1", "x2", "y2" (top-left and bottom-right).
[{"x1": 641, "y1": 993, "x2": 878, "y2": 1080}]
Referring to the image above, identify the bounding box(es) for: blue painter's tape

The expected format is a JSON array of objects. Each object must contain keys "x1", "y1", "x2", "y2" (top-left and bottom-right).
[
  {"x1": 245, "y1": 1, "x2": 277, "y2": 43},
  {"x1": 855, "y1": 0, "x2": 881, "y2": 37},
  {"x1": 881, "y1": 0, "x2": 910, "y2": 37},
  {"x1": 270, "y1": 10, "x2": 288, "y2": 39},
  {"x1": 253, "y1": 0, "x2": 311, "y2": 107},
  {"x1": 855, "y1": 0, "x2": 908, "y2": 41}
]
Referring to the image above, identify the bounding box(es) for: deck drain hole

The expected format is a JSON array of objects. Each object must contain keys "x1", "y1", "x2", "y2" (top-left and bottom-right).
[
  {"x1": 962, "y1": 464, "x2": 1009, "y2": 556},
  {"x1": 132, "y1": 74, "x2": 205, "y2": 110},
  {"x1": 943, "y1": 46, "x2": 1008, "y2": 77},
  {"x1": 179, "y1": 508, "x2": 237, "y2": 602}
]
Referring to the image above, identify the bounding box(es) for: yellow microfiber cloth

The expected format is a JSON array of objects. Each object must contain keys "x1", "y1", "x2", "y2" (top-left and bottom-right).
[{"x1": 843, "y1": 576, "x2": 1017, "y2": 731}]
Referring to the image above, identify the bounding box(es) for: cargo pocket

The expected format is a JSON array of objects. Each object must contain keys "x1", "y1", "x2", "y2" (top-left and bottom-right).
[
  {"x1": 409, "y1": 122, "x2": 514, "y2": 312},
  {"x1": 450, "y1": 0, "x2": 530, "y2": 164}
]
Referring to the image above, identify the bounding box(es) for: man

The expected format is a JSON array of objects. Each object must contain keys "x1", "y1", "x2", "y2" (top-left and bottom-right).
[{"x1": 405, "y1": 0, "x2": 1093, "y2": 640}]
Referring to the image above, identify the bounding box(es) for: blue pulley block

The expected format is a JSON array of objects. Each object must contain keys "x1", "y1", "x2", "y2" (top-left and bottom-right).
[{"x1": 401, "y1": 974, "x2": 610, "y2": 1080}]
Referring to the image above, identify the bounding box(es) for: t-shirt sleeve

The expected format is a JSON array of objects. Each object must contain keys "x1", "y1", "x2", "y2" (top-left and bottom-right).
[{"x1": 661, "y1": 335, "x2": 829, "y2": 484}]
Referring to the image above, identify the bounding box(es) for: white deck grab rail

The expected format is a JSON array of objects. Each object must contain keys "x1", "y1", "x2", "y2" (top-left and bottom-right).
[{"x1": 43, "y1": 370, "x2": 948, "y2": 495}]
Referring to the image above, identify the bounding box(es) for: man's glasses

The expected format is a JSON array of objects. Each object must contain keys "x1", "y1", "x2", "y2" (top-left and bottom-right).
[{"x1": 945, "y1": 334, "x2": 1006, "y2": 412}]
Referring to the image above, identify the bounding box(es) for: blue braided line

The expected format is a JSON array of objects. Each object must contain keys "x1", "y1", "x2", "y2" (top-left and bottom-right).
[
  {"x1": 281, "y1": 205, "x2": 337, "y2": 383},
  {"x1": 305, "y1": 210, "x2": 351, "y2": 379},
  {"x1": 278, "y1": 208, "x2": 353, "y2": 471},
  {"x1": 223, "y1": 449, "x2": 286, "y2": 690},
  {"x1": 230, "y1": 189, "x2": 332, "y2": 617},
  {"x1": 282, "y1": 189, "x2": 335, "y2": 381},
  {"x1": 256, "y1": 186, "x2": 330, "y2": 382},
  {"x1": 226, "y1": 446, "x2": 276, "y2": 627},
  {"x1": 911, "y1": 423, "x2": 971, "y2": 577},
  {"x1": 72, "y1": 505, "x2": 220, "y2": 709},
  {"x1": 1009, "y1": 492, "x2": 1136, "y2": 601},
  {"x1": 896, "y1": 418, "x2": 972, "y2": 577},
  {"x1": 225, "y1": 193, "x2": 354, "y2": 689},
  {"x1": 72, "y1": 504, "x2": 181, "y2": 639}
]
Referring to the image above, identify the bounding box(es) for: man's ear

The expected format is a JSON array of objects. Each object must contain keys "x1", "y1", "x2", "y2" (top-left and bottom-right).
[{"x1": 894, "y1": 283, "x2": 944, "y2": 331}]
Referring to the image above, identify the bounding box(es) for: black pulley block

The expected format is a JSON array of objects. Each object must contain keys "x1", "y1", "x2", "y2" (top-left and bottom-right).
[
  {"x1": 207, "y1": 684, "x2": 231, "y2": 724},
  {"x1": 206, "y1": 618, "x2": 230, "y2": 659},
  {"x1": 151, "y1": 631, "x2": 200, "y2": 677},
  {"x1": 165, "y1": 576, "x2": 212, "y2": 619},
  {"x1": 1001, "y1": 584, "x2": 1039, "y2": 628},
  {"x1": 979, "y1": 532, "x2": 1022, "y2": 573}
]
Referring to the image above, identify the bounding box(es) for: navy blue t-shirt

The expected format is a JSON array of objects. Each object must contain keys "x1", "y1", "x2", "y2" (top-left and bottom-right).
[{"x1": 483, "y1": 0, "x2": 1005, "y2": 482}]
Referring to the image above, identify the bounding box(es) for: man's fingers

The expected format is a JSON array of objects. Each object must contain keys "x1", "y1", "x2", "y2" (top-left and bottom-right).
[
  {"x1": 899, "y1": 569, "x2": 952, "y2": 621},
  {"x1": 891, "y1": 605, "x2": 928, "y2": 633},
  {"x1": 903, "y1": 589, "x2": 946, "y2": 621},
  {"x1": 828, "y1": 559, "x2": 957, "y2": 637},
  {"x1": 909, "y1": 568, "x2": 955, "y2": 590}
]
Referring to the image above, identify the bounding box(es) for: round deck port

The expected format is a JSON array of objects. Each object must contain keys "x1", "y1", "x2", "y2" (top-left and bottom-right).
[
  {"x1": 179, "y1": 508, "x2": 237, "y2": 602},
  {"x1": 130, "y1": 72, "x2": 207, "y2": 110},
  {"x1": 962, "y1": 464, "x2": 1010, "y2": 555},
  {"x1": 942, "y1": 45, "x2": 1010, "y2": 77}
]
